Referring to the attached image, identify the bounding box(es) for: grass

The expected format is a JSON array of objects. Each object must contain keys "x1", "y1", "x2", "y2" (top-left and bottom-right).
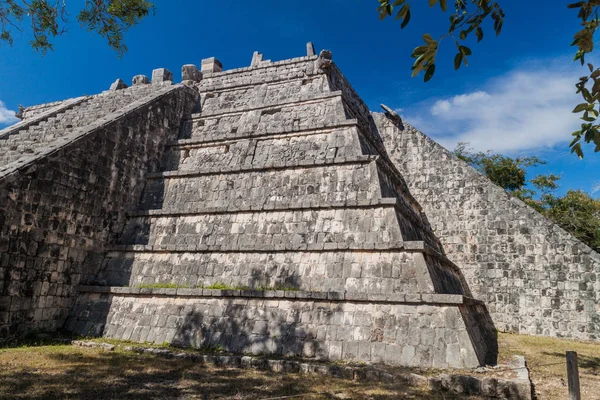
[
  {"x1": 1, "y1": 332, "x2": 598, "y2": 399},
  {"x1": 136, "y1": 282, "x2": 301, "y2": 291},
  {"x1": 498, "y1": 333, "x2": 600, "y2": 399},
  {"x1": 0, "y1": 343, "x2": 458, "y2": 400}
]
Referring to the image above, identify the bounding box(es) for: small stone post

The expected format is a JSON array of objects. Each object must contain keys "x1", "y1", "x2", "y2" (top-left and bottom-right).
[
  {"x1": 251, "y1": 51, "x2": 263, "y2": 67},
  {"x1": 152, "y1": 68, "x2": 173, "y2": 84},
  {"x1": 566, "y1": 351, "x2": 581, "y2": 400},
  {"x1": 201, "y1": 57, "x2": 223, "y2": 73},
  {"x1": 109, "y1": 79, "x2": 128, "y2": 91},
  {"x1": 132, "y1": 75, "x2": 150, "y2": 86},
  {"x1": 306, "y1": 42, "x2": 316, "y2": 56},
  {"x1": 181, "y1": 64, "x2": 202, "y2": 82}
]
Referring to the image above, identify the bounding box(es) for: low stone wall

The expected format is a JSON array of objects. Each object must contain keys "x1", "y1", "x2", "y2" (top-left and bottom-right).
[
  {"x1": 0, "y1": 85, "x2": 198, "y2": 335},
  {"x1": 67, "y1": 287, "x2": 497, "y2": 369}
]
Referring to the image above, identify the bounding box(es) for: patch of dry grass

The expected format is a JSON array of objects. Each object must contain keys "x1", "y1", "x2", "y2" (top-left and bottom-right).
[
  {"x1": 498, "y1": 333, "x2": 600, "y2": 399},
  {"x1": 0, "y1": 344, "x2": 472, "y2": 400},
  {"x1": 1, "y1": 332, "x2": 598, "y2": 399}
]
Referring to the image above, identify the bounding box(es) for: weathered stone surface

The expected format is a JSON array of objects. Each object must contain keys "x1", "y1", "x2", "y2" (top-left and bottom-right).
[
  {"x1": 68, "y1": 293, "x2": 485, "y2": 369},
  {"x1": 251, "y1": 51, "x2": 264, "y2": 67},
  {"x1": 152, "y1": 68, "x2": 173, "y2": 84},
  {"x1": 132, "y1": 75, "x2": 150, "y2": 85},
  {"x1": 306, "y1": 42, "x2": 316, "y2": 56},
  {"x1": 181, "y1": 65, "x2": 202, "y2": 82},
  {"x1": 0, "y1": 84, "x2": 198, "y2": 334},
  {"x1": 109, "y1": 79, "x2": 128, "y2": 91},
  {"x1": 201, "y1": 57, "x2": 223, "y2": 73},
  {"x1": 1, "y1": 49, "x2": 499, "y2": 369},
  {"x1": 376, "y1": 114, "x2": 600, "y2": 341}
]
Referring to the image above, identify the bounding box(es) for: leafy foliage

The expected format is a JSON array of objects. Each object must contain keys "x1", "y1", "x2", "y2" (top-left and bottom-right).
[
  {"x1": 569, "y1": 1, "x2": 600, "y2": 158},
  {"x1": 453, "y1": 142, "x2": 543, "y2": 192},
  {"x1": 454, "y1": 143, "x2": 600, "y2": 251},
  {"x1": 0, "y1": 0, "x2": 154, "y2": 56},
  {"x1": 377, "y1": 0, "x2": 600, "y2": 157},
  {"x1": 376, "y1": 0, "x2": 504, "y2": 82},
  {"x1": 545, "y1": 190, "x2": 600, "y2": 251}
]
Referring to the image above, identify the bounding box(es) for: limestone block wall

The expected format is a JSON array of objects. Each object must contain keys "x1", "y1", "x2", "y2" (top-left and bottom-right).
[
  {"x1": 180, "y1": 94, "x2": 345, "y2": 141},
  {"x1": 164, "y1": 126, "x2": 363, "y2": 173},
  {"x1": 58, "y1": 52, "x2": 498, "y2": 368},
  {"x1": 0, "y1": 84, "x2": 198, "y2": 334},
  {"x1": 98, "y1": 250, "x2": 448, "y2": 294},
  {"x1": 68, "y1": 288, "x2": 492, "y2": 369},
  {"x1": 139, "y1": 162, "x2": 380, "y2": 212},
  {"x1": 376, "y1": 114, "x2": 600, "y2": 340}
]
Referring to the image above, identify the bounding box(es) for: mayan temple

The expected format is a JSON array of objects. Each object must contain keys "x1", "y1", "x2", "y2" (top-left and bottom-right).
[{"x1": 0, "y1": 44, "x2": 597, "y2": 369}]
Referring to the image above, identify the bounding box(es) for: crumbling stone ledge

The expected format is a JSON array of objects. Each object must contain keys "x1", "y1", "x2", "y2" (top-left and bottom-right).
[
  {"x1": 81, "y1": 342, "x2": 530, "y2": 399},
  {"x1": 78, "y1": 285, "x2": 484, "y2": 306}
]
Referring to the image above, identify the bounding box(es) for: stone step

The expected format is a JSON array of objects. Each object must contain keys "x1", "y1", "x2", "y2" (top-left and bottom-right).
[
  {"x1": 0, "y1": 83, "x2": 164, "y2": 170},
  {"x1": 119, "y1": 205, "x2": 405, "y2": 249},
  {"x1": 162, "y1": 125, "x2": 363, "y2": 174},
  {"x1": 198, "y1": 74, "x2": 329, "y2": 116},
  {"x1": 132, "y1": 198, "x2": 397, "y2": 218},
  {"x1": 139, "y1": 161, "x2": 379, "y2": 213},
  {"x1": 179, "y1": 93, "x2": 346, "y2": 142},
  {"x1": 77, "y1": 285, "x2": 471, "y2": 305},
  {"x1": 197, "y1": 55, "x2": 318, "y2": 92},
  {"x1": 190, "y1": 90, "x2": 342, "y2": 119},
  {"x1": 95, "y1": 244, "x2": 467, "y2": 296},
  {"x1": 149, "y1": 155, "x2": 377, "y2": 179},
  {"x1": 66, "y1": 284, "x2": 492, "y2": 368},
  {"x1": 170, "y1": 120, "x2": 358, "y2": 147}
]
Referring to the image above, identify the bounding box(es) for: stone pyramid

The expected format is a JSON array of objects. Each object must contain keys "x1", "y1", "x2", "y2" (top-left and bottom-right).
[{"x1": 0, "y1": 46, "x2": 496, "y2": 368}]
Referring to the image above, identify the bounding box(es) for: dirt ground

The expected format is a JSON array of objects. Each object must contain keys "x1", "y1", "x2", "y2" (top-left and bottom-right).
[{"x1": 0, "y1": 332, "x2": 598, "y2": 399}]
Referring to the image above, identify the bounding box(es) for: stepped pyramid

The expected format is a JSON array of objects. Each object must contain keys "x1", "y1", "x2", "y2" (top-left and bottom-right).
[{"x1": 0, "y1": 47, "x2": 496, "y2": 368}]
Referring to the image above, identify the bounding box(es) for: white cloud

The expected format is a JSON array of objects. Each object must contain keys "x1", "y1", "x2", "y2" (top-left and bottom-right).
[
  {"x1": 0, "y1": 100, "x2": 18, "y2": 126},
  {"x1": 403, "y1": 64, "x2": 583, "y2": 153}
]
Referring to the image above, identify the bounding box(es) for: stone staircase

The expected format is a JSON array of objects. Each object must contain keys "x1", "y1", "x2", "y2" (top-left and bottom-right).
[
  {"x1": 66, "y1": 51, "x2": 498, "y2": 369},
  {"x1": 0, "y1": 84, "x2": 162, "y2": 169}
]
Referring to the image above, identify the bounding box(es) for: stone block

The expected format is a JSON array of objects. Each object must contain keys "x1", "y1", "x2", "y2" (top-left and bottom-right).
[
  {"x1": 201, "y1": 57, "x2": 223, "y2": 73},
  {"x1": 132, "y1": 75, "x2": 150, "y2": 85},
  {"x1": 181, "y1": 64, "x2": 202, "y2": 82},
  {"x1": 152, "y1": 68, "x2": 173, "y2": 84},
  {"x1": 109, "y1": 79, "x2": 128, "y2": 91}
]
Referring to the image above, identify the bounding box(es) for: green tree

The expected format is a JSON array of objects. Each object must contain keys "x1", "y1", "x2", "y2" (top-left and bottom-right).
[
  {"x1": 0, "y1": 0, "x2": 154, "y2": 56},
  {"x1": 545, "y1": 190, "x2": 600, "y2": 251},
  {"x1": 453, "y1": 142, "x2": 544, "y2": 192},
  {"x1": 454, "y1": 143, "x2": 600, "y2": 251},
  {"x1": 376, "y1": 0, "x2": 600, "y2": 158}
]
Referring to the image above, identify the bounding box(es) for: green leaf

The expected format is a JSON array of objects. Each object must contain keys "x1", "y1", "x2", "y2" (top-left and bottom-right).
[
  {"x1": 411, "y1": 45, "x2": 429, "y2": 57},
  {"x1": 428, "y1": 0, "x2": 437, "y2": 7},
  {"x1": 454, "y1": 53, "x2": 463, "y2": 70},
  {"x1": 459, "y1": 45, "x2": 472, "y2": 56},
  {"x1": 476, "y1": 27, "x2": 484, "y2": 42},
  {"x1": 571, "y1": 142, "x2": 584, "y2": 159},
  {"x1": 424, "y1": 64, "x2": 436, "y2": 82},
  {"x1": 423, "y1": 33, "x2": 434, "y2": 43},
  {"x1": 400, "y1": 7, "x2": 411, "y2": 28},
  {"x1": 573, "y1": 103, "x2": 589, "y2": 113},
  {"x1": 439, "y1": 0, "x2": 447, "y2": 12}
]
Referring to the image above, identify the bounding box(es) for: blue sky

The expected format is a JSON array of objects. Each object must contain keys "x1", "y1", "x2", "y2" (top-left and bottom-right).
[{"x1": 0, "y1": 0, "x2": 598, "y2": 195}]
